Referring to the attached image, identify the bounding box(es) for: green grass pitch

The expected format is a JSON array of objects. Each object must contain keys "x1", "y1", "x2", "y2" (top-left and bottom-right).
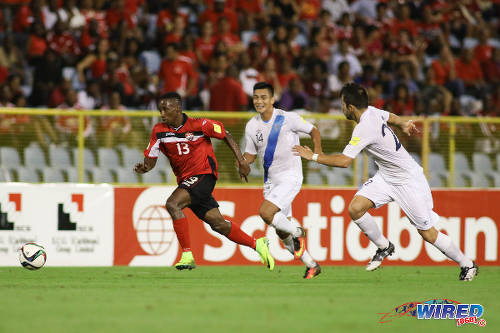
[{"x1": 1, "y1": 266, "x2": 498, "y2": 333}]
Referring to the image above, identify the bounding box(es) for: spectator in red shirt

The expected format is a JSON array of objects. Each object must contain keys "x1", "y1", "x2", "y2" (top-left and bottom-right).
[
  {"x1": 455, "y1": 47, "x2": 487, "y2": 98},
  {"x1": 80, "y1": 19, "x2": 105, "y2": 53},
  {"x1": 13, "y1": 0, "x2": 45, "y2": 33},
  {"x1": 164, "y1": 15, "x2": 186, "y2": 45},
  {"x1": 277, "y1": 58, "x2": 299, "y2": 91},
  {"x1": 199, "y1": 0, "x2": 239, "y2": 34},
  {"x1": 216, "y1": 16, "x2": 244, "y2": 59},
  {"x1": 106, "y1": 0, "x2": 136, "y2": 30},
  {"x1": 390, "y1": 3, "x2": 417, "y2": 37},
  {"x1": 474, "y1": 30, "x2": 493, "y2": 65},
  {"x1": 209, "y1": 65, "x2": 248, "y2": 111},
  {"x1": 431, "y1": 45, "x2": 464, "y2": 97},
  {"x1": 386, "y1": 83, "x2": 415, "y2": 116},
  {"x1": 483, "y1": 48, "x2": 500, "y2": 84},
  {"x1": 195, "y1": 20, "x2": 217, "y2": 71},
  {"x1": 158, "y1": 43, "x2": 196, "y2": 97},
  {"x1": 46, "y1": 20, "x2": 81, "y2": 65},
  {"x1": 77, "y1": 38, "x2": 109, "y2": 83}
]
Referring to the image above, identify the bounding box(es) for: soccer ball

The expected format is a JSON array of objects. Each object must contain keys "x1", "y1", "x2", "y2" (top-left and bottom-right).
[{"x1": 18, "y1": 243, "x2": 47, "y2": 270}]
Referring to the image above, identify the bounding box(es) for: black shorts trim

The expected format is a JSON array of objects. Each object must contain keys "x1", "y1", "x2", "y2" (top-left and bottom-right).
[{"x1": 179, "y1": 174, "x2": 219, "y2": 219}]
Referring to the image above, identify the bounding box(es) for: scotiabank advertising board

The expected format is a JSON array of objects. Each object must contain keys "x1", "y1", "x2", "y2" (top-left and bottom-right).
[
  {"x1": 0, "y1": 184, "x2": 114, "y2": 266},
  {"x1": 114, "y1": 187, "x2": 499, "y2": 266}
]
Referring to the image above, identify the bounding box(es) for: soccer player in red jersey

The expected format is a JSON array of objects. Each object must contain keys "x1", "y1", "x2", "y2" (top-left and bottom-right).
[{"x1": 134, "y1": 92, "x2": 274, "y2": 270}]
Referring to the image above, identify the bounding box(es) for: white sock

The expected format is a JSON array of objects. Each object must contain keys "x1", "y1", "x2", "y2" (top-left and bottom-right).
[
  {"x1": 280, "y1": 235, "x2": 316, "y2": 268},
  {"x1": 433, "y1": 232, "x2": 473, "y2": 267},
  {"x1": 271, "y1": 212, "x2": 301, "y2": 236},
  {"x1": 354, "y1": 213, "x2": 389, "y2": 249}
]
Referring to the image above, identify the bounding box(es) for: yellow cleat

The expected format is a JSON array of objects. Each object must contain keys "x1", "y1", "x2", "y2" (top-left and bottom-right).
[
  {"x1": 175, "y1": 251, "x2": 196, "y2": 270},
  {"x1": 256, "y1": 237, "x2": 275, "y2": 271}
]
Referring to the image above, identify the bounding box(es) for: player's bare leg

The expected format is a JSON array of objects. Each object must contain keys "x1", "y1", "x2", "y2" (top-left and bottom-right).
[
  {"x1": 260, "y1": 200, "x2": 306, "y2": 244},
  {"x1": 276, "y1": 228, "x2": 320, "y2": 279},
  {"x1": 349, "y1": 195, "x2": 394, "y2": 271},
  {"x1": 165, "y1": 187, "x2": 196, "y2": 270},
  {"x1": 418, "y1": 226, "x2": 478, "y2": 281},
  {"x1": 203, "y1": 208, "x2": 275, "y2": 270}
]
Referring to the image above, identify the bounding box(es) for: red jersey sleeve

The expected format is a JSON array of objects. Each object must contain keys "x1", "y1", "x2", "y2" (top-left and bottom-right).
[
  {"x1": 201, "y1": 118, "x2": 226, "y2": 139},
  {"x1": 144, "y1": 125, "x2": 160, "y2": 158}
]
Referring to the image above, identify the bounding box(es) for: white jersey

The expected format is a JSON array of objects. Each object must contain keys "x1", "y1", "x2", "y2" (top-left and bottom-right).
[
  {"x1": 245, "y1": 108, "x2": 314, "y2": 182},
  {"x1": 342, "y1": 106, "x2": 421, "y2": 185}
]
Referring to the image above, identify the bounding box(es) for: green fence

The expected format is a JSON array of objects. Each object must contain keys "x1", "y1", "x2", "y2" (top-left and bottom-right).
[{"x1": 1, "y1": 108, "x2": 499, "y2": 187}]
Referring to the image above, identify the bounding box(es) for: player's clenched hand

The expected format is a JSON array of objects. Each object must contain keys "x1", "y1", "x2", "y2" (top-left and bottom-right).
[
  {"x1": 292, "y1": 145, "x2": 314, "y2": 160},
  {"x1": 402, "y1": 120, "x2": 419, "y2": 136},
  {"x1": 238, "y1": 160, "x2": 250, "y2": 182},
  {"x1": 134, "y1": 162, "x2": 147, "y2": 174}
]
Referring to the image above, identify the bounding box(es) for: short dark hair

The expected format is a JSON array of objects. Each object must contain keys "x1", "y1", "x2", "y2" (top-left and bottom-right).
[
  {"x1": 161, "y1": 92, "x2": 182, "y2": 105},
  {"x1": 253, "y1": 81, "x2": 274, "y2": 96},
  {"x1": 340, "y1": 83, "x2": 369, "y2": 109}
]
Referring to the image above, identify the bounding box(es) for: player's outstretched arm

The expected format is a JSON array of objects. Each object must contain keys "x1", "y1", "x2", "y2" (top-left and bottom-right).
[
  {"x1": 388, "y1": 113, "x2": 419, "y2": 136},
  {"x1": 223, "y1": 131, "x2": 250, "y2": 182},
  {"x1": 310, "y1": 126, "x2": 323, "y2": 154},
  {"x1": 134, "y1": 157, "x2": 157, "y2": 174},
  {"x1": 292, "y1": 145, "x2": 353, "y2": 168}
]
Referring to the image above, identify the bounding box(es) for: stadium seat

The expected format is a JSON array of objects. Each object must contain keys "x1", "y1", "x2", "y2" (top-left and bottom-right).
[
  {"x1": 496, "y1": 153, "x2": 500, "y2": 171},
  {"x1": 428, "y1": 171, "x2": 446, "y2": 187},
  {"x1": 24, "y1": 145, "x2": 47, "y2": 168},
  {"x1": 470, "y1": 172, "x2": 490, "y2": 187},
  {"x1": 49, "y1": 145, "x2": 72, "y2": 167},
  {"x1": 453, "y1": 172, "x2": 469, "y2": 187},
  {"x1": 0, "y1": 167, "x2": 13, "y2": 181},
  {"x1": 429, "y1": 153, "x2": 446, "y2": 174},
  {"x1": 325, "y1": 171, "x2": 350, "y2": 186},
  {"x1": 121, "y1": 147, "x2": 144, "y2": 169},
  {"x1": 90, "y1": 167, "x2": 115, "y2": 183},
  {"x1": 0, "y1": 147, "x2": 21, "y2": 168},
  {"x1": 453, "y1": 152, "x2": 471, "y2": 173},
  {"x1": 42, "y1": 167, "x2": 65, "y2": 182},
  {"x1": 141, "y1": 168, "x2": 165, "y2": 183},
  {"x1": 472, "y1": 152, "x2": 493, "y2": 173},
  {"x1": 116, "y1": 167, "x2": 139, "y2": 183},
  {"x1": 97, "y1": 147, "x2": 121, "y2": 170},
  {"x1": 306, "y1": 171, "x2": 323, "y2": 185},
  {"x1": 491, "y1": 173, "x2": 500, "y2": 187},
  {"x1": 16, "y1": 167, "x2": 40, "y2": 182},
  {"x1": 72, "y1": 148, "x2": 97, "y2": 168},
  {"x1": 66, "y1": 167, "x2": 91, "y2": 183}
]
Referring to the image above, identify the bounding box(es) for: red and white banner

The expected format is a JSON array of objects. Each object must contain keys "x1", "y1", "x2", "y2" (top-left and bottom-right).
[
  {"x1": 114, "y1": 187, "x2": 500, "y2": 266},
  {"x1": 0, "y1": 184, "x2": 114, "y2": 266}
]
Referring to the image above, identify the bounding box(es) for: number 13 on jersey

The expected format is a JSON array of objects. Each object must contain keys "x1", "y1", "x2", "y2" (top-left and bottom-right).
[{"x1": 176, "y1": 142, "x2": 190, "y2": 155}]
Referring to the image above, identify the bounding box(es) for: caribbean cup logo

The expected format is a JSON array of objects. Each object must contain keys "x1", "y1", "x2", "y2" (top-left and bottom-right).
[
  {"x1": 378, "y1": 299, "x2": 486, "y2": 327},
  {"x1": 129, "y1": 187, "x2": 179, "y2": 266}
]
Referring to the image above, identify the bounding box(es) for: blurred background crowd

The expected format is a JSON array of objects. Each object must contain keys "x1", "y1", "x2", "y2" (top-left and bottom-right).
[{"x1": 0, "y1": 0, "x2": 499, "y2": 149}]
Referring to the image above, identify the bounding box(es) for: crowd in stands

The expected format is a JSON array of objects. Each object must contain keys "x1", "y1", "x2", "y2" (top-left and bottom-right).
[{"x1": 0, "y1": 0, "x2": 500, "y2": 151}]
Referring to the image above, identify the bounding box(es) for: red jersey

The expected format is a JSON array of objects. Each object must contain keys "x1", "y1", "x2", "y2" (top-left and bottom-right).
[{"x1": 144, "y1": 115, "x2": 226, "y2": 184}]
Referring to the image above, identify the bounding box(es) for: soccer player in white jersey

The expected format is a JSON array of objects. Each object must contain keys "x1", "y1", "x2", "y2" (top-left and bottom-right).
[
  {"x1": 243, "y1": 82, "x2": 323, "y2": 279},
  {"x1": 293, "y1": 83, "x2": 478, "y2": 281}
]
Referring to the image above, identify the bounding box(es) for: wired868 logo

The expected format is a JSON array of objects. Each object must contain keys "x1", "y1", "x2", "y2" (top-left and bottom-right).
[{"x1": 378, "y1": 299, "x2": 487, "y2": 327}]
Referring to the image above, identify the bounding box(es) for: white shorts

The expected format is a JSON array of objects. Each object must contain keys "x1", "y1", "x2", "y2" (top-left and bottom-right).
[
  {"x1": 356, "y1": 171, "x2": 439, "y2": 230},
  {"x1": 263, "y1": 174, "x2": 302, "y2": 217}
]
